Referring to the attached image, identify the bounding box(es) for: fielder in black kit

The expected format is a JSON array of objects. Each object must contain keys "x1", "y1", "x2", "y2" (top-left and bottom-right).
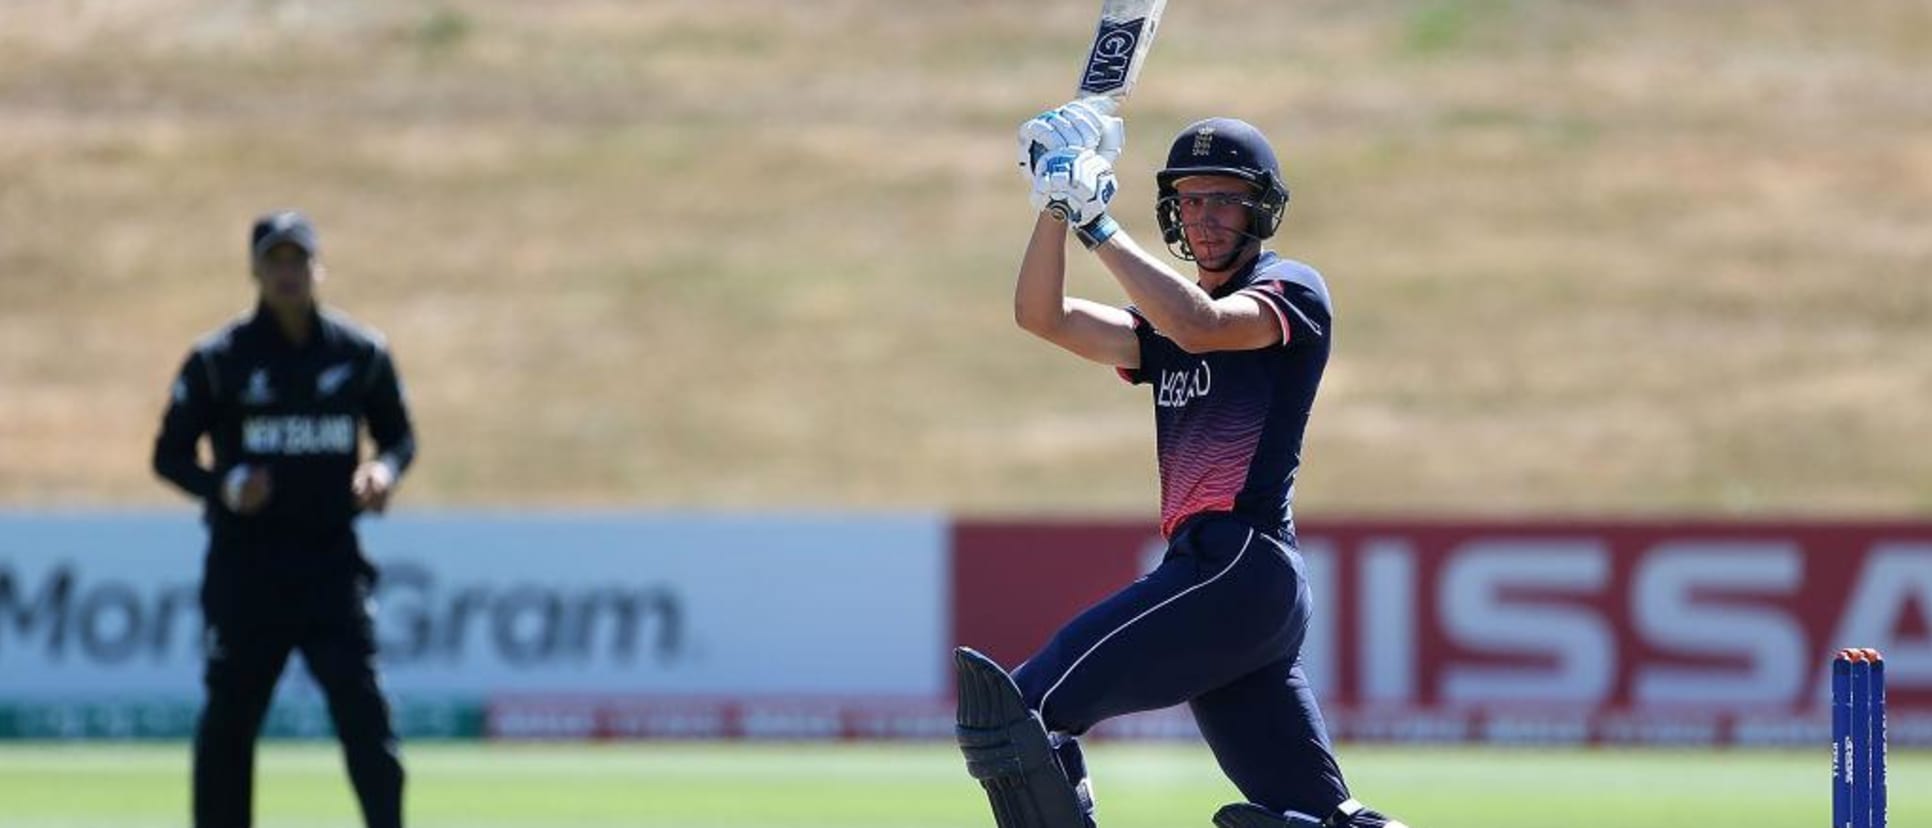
[
  {"x1": 955, "y1": 105, "x2": 1410, "y2": 828},
  {"x1": 153, "y1": 210, "x2": 416, "y2": 828}
]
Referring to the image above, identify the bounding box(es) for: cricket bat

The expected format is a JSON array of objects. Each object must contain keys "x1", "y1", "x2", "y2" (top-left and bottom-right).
[{"x1": 1042, "y1": 0, "x2": 1169, "y2": 220}]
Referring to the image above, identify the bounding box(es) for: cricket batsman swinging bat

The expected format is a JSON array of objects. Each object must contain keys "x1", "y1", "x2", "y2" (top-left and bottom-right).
[{"x1": 1041, "y1": 0, "x2": 1169, "y2": 220}]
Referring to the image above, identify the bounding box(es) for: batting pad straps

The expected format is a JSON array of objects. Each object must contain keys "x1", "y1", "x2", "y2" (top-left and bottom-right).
[{"x1": 1075, "y1": 215, "x2": 1119, "y2": 250}]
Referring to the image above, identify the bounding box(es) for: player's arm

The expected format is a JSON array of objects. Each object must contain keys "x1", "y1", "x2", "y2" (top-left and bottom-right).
[
  {"x1": 152, "y1": 351, "x2": 219, "y2": 500},
  {"x1": 1013, "y1": 212, "x2": 1141, "y2": 370},
  {"x1": 354, "y1": 347, "x2": 417, "y2": 513},
  {"x1": 1092, "y1": 235, "x2": 1280, "y2": 353}
]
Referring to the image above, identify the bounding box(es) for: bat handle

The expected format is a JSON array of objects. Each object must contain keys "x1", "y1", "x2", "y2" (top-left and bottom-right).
[{"x1": 1047, "y1": 203, "x2": 1071, "y2": 221}]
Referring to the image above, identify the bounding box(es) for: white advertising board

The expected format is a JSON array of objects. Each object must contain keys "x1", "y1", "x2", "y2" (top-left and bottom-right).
[{"x1": 0, "y1": 513, "x2": 948, "y2": 701}]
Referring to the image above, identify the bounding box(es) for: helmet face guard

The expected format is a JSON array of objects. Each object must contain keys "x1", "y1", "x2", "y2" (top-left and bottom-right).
[{"x1": 1154, "y1": 118, "x2": 1290, "y2": 263}]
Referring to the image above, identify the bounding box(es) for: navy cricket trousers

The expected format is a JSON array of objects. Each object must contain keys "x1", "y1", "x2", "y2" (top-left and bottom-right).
[{"x1": 1011, "y1": 513, "x2": 1347, "y2": 817}]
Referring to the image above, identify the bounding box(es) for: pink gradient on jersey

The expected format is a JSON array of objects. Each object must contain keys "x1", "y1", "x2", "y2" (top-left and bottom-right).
[{"x1": 1156, "y1": 399, "x2": 1269, "y2": 537}]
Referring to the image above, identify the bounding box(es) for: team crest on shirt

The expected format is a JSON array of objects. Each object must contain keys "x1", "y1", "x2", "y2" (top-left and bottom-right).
[
  {"x1": 1156, "y1": 362, "x2": 1212, "y2": 408},
  {"x1": 240, "y1": 368, "x2": 275, "y2": 405}
]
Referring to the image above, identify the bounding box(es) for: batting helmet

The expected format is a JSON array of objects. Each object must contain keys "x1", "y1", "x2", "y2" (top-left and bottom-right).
[{"x1": 1154, "y1": 118, "x2": 1290, "y2": 262}]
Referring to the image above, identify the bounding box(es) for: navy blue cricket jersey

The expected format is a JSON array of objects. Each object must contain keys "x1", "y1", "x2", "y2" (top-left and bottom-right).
[{"x1": 1118, "y1": 252, "x2": 1331, "y2": 540}]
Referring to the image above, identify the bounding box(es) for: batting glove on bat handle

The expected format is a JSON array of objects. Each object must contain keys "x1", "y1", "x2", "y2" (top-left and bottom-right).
[
  {"x1": 1018, "y1": 110, "x2": 1081, "y2": 178},
  {"x1": 1017, "y1": 97, "x2": 1125, "y2": 176},
  {"x1": 1031, "y1": 148, "x2": 1119, "y2": 240},
  {"x1": 1067, "y1": 96, "x2": 1125, "y2": 163}
]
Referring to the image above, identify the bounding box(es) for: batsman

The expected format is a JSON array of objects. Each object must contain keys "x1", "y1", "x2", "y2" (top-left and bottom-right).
[{"x1": 952, "y1": 96, "x2": 1413, "y2": 828}]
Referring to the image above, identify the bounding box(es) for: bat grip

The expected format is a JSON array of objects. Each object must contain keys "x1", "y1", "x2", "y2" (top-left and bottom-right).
[{"x1": 1047, "y1": 203, "x2": 1071, "y2": 221}]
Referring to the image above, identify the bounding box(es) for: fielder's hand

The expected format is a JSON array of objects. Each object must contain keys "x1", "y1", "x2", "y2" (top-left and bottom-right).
[
  {"x1": 1030, "y1": 147, "x2": 1117, "y2": 225},
  {"x1": 1016, "y1": 96, "x2": 1124, "y2": 177},
  {"x1": 352, "y1": 459, "x2": 397, "y2": 514},
  {"x1": 221, "y1": 464, "x2": 272, "y2": 515}
]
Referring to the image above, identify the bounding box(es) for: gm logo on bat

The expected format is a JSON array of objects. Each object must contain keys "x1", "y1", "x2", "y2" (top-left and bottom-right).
[{"x1": 1081, "y1": 17, "x2": 1145, "y2": 93}]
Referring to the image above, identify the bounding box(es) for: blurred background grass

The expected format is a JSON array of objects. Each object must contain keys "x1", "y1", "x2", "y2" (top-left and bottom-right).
[{"x1": 2, "y1": 0, "x2": 1927, "y2": 515}]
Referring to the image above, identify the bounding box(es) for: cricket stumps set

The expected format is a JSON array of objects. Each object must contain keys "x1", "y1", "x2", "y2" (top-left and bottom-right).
[{"x1": 1833, "y1": 648, "x2": 1886, "y2": 828}]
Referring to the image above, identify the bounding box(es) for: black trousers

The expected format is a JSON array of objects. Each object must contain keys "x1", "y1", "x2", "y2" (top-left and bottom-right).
[{"x1": 194, "y1": 532, "x2": 404, "y2": 828}]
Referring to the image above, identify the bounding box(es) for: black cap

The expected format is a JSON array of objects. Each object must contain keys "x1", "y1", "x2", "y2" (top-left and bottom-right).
[{"x1": 250, "y1": 210, "x2": 319, "y2": 259}]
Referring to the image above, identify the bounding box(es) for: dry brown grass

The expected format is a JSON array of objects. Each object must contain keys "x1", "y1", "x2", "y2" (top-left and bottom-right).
[{"x1": 3, "y1": 0, "x2": 1928, "y2": 516}]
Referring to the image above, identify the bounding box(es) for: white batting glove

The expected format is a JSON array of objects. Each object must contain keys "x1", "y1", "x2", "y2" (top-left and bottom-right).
[
  {"x1": 1030, "y1": 147, "x2": 1118, "y2": 226},
  {"x1": 1016, "y1": 96, "x2": 1125, "y2": 177},
  {"x1": 1067, "y1": 97, "x2": 1125, "y2": 163}
]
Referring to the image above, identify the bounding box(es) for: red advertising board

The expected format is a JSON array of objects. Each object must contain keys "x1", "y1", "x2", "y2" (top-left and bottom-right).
[
  {"x1": 951, "y1": 519, "x2": 1932, "y2": 746},
  {"x1": 950, "y1": 521, "x2": 1160, "y2": 668}
]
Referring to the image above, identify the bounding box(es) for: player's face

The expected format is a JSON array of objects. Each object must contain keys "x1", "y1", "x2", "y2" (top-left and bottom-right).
[
  {"x1": 252, "y1": 243, "x2": 320, "y2": 309},
  {"x1": 1172, "y1": 176, "x2": 1262, "y2": 272}
]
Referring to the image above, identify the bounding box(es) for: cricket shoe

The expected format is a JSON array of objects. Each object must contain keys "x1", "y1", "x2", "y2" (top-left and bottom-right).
[{"x1": 1213, "y1": 799, "x2": 1409, "y2": 828}]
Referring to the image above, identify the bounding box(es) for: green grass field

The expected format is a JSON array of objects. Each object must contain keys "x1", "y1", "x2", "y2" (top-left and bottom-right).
[{"x1": 0, "y1": 741, "x2": 1918, "y2": 828}]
